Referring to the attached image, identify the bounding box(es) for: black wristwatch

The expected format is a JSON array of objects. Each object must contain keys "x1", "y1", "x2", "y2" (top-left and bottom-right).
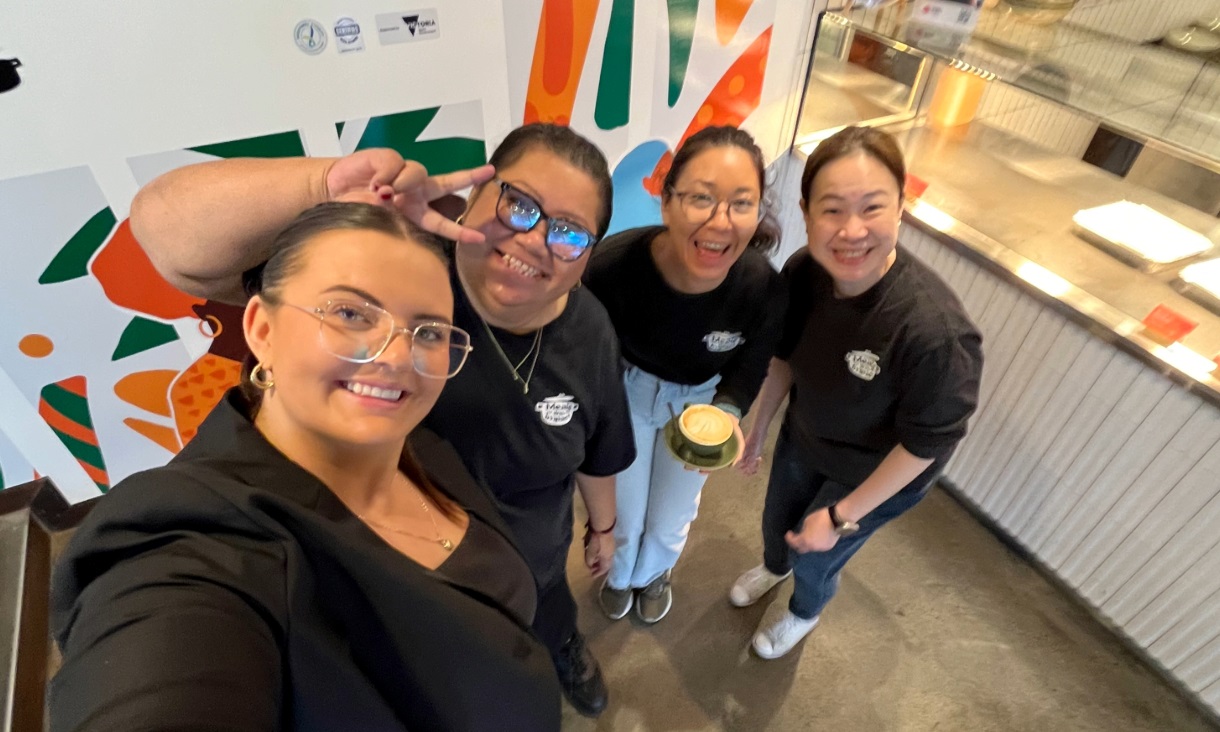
[{"x1": 827, "y1": 503, "x2": 860, "y2": 537}]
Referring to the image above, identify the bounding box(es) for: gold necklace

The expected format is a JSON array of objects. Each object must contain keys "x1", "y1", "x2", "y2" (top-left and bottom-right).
[
  {"x1": 359, "y1": 484, "x2": 454, "y2": 552},
  {"x1": 479, "y1": 318, "x2": 544, "y2": 394}
]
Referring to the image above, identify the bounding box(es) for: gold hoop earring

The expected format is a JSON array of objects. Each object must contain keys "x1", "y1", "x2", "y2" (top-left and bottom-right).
[
  {"x1": 250, "y1": 363, "x2": 275, "y2": 391},
  {"x1": 455, "y1": 214, "x2": 465, "y2": 225}
]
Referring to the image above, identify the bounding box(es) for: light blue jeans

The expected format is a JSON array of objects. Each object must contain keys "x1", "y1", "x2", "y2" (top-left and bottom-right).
[{"x1": 608, "y1": 365, "x2": 720, "y2": 590}]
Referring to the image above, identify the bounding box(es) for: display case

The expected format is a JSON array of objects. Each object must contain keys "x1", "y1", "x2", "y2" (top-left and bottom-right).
[
  {"x1": 789, "y1": 5, "x2": 1220, "y2": 718},
  {"x1": 794, "y1": 6, "x2": 1220, "y2": 403}
]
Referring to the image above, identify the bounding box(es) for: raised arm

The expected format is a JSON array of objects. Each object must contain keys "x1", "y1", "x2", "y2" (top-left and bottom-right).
[{"x1": 131, "y1": 151, "x2": 495, "y2": 304}]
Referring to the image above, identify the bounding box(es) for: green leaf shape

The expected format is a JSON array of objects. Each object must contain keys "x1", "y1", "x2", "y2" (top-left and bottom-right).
[
  {"x1": 112, "y1": 317, "x2": 180, "y2": 361},
  {"x1": 190, "y1": 131, "x2": 305, "y2": 159},
  {"x1": 354, "y1": 107, "x2": 486, "y2": 175},
  {"x1": 39, "y1": 208, "x2": 118, "y2": 284},
  {"x1": 666, "y1": 0, "x2": 699, "y2": 108},
  {"x1": 595, "y1": 0, "x2": 634, "y2": 130}
]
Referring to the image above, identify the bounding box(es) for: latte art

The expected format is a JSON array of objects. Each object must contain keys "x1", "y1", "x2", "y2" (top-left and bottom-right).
[{"x1": 679, "y1": 405, "x2": 734, "y2": 446}]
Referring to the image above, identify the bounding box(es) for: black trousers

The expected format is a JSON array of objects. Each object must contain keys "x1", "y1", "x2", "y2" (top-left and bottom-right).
[
  {"x1": 531, "y1": 566, "x2": 578, "y2": 655},
  {"x1": 499, "y1": 486, "x2": 581, "y2": 657}
]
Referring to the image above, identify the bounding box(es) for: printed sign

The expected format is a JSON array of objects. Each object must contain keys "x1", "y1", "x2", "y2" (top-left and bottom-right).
[
  {"x1": 293, "y1": 19, "x2": 328, "y2": 55},
  {"x1": 376, "y1": 9, "x2": 441, "y2": 45},
  {"x1": 1142, "y1": 304, "x2": 1198, "y2": 344},
  {"x1": 334, "y1": 17, "x2": 365, "y2": 54}
]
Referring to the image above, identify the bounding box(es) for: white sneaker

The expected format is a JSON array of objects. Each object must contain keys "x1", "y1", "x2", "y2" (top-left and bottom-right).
[
  {"x1": 729, "y1": 564, "x2": 792, "y2": 607},
  {"x1": 751, "y1": 610, "x2": 819, "y2": 660}
]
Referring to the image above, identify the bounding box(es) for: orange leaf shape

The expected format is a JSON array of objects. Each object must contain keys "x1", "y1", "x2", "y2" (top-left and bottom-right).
[
  {"x1": 114, "y1": 370, "x2": 177, "y2": 417},
  {"x1": 715, "y1": 0, "x2": 754, "y2": 45},
  {"x1": 649, "y1": 26, "x2": 772, "y2": 190},
  {"x1": 523, "y1": 0, "x2": 601, "y2": 124},
  {"x1": 91, "y1": 219, "x2": 205, "y2": 320},
  {"x1": 123, "y1": 418, "x2": 182, "y2": 454}
]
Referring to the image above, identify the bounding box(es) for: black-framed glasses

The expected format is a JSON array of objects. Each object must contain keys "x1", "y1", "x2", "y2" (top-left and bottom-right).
[
  {"x1": 281, "y1": 299, "x2": 472, "y2": 379},
  {"x1": 495, "y1": 179, "x2": 598, "y2": 262},
  {"x1": 668, "y1": 189, "x2": 761, "y2": 224}
]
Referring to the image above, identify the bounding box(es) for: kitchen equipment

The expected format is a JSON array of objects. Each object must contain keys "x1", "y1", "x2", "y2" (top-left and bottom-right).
[{"x1": 1073, "y1": 200, "x2": 1214, "y2": 268}]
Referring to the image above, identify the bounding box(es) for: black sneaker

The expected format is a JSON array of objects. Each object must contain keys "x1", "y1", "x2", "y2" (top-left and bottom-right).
[{"x1": 553, "y1": 632, "x2": 608, "y2": 717}]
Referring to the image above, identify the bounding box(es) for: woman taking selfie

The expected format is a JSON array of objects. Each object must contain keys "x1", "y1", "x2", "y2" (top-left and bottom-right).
[
  {"x1": 129, "y1": 124, "x2": 634, "y2": 717},
  {"x1": 729, "y1": 126, "x2": 983, "y2": 660},
  {"x1": 585, "y1": 126, "x2": 785, "y2": 624},
  {"x1": 52, "y1": 204, "x2": 560, "y2": 731}
]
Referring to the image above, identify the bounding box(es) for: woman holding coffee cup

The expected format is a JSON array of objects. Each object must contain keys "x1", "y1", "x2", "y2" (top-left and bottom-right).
[
  {"x1": 584, "y1": 126, "x2": 786, "y2": 624},
  {"x1": 729, "y1": 126, "x2": 983, "y2": 659}
]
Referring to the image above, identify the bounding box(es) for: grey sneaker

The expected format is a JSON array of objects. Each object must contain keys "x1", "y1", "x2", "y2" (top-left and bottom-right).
[
  {"x1": 599, "y1": 579, "x2": 634, "y2": 620},
  {"x1": 636, "y1": 570, "x2": 673, "y2": 624}
]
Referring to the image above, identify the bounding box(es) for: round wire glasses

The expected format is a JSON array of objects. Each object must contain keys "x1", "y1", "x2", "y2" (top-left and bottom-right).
[
  {"x1": 281, "y1": 299, "x2": 472, "y2": 379},
  {"x1": 668, "y1": 189, "x2": 761, "y2": 225}
]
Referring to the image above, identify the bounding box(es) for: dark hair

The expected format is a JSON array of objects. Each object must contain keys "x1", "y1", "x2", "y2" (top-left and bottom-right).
[
  {"x1": 239, "y1": 202, "x2": 458, "y2": 518},
  {"x1": 661, "y1": 125, "x2": 780, "y2": 255},
  {"x1": 486, "y1": 123, "x2": 614, "y2": 238},
  {"x1": 242, "y1": 202, "x2": 447, "y2": 300},
  {"x1": 800, "y1": 126, "x2": 906, "y2": 205}
]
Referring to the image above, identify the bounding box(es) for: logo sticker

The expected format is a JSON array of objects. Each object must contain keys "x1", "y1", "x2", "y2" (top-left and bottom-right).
[
  {"x1": 535, "y1": 393, "x2": 580, "y2": 427},
  {"x1": 845, "y1": 350, "x2": 881, "y2": 381},
  {"x1": 376, "y1": 9, "x2": 441, "y2": 45},
  {"x1": 702, "y1": 331, "x2": 744, "y2": 353},
  {"x1": 293, "y1": 19, "x2": 328, "y2": 55},
  {"x1": 333, "y1": 17, "x2": 365, "y2": 53}
]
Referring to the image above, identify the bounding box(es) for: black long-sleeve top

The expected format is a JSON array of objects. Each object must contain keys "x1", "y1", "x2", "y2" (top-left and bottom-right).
[
  {"x1": 584, "y1": 226, "x2": 787, "y2": 416},
  {"x1": 50, "y1": 389, "x2": 560, "y2": 732}
]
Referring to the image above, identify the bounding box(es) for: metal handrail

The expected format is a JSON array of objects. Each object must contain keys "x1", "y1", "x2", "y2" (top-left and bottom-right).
[{"x1": 0, "y1": 480, "x2": 97, "y2": 732}]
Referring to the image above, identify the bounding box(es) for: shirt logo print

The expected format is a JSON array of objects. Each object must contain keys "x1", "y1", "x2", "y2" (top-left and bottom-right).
[
  {"x1": 702, "y1": 331, "x2": 744, "y2": 353},
  {"x1": 845, "y1": 349, "x2": 881, "y2": 381},
  {"x1": 535, "y1": 393, "x2": 580, "y2": 426}
]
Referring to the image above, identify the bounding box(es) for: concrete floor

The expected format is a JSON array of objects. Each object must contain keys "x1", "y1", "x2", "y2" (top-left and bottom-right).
[{"x1": 564, "y1": 448, "x2": 1220, "y2": 731}]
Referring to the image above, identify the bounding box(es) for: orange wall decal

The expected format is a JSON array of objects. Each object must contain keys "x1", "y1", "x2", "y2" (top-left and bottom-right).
[
  {"x1": 524, "y1": 0, "x2": 602, "y2": 125},
  {"x1": 91, "y1": 219, "x2": 205, "y2": 320},
  {"x1": 648, "y1": 26, "x2": 772, "y2": 193},
  {"x1": 19, "y1": 334, "x2": 54, "y2": 358},
  {"x1": 715, "y1": 0, "x2": 754, "y2": 45}
]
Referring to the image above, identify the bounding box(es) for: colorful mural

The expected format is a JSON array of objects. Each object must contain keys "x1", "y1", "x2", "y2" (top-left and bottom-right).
[
  {"x1": 338, "y1": 100, "x2": 487, "y2": 174},
  {"x1": 0, "y1": 1, "x2": 799, "y2": 501}
]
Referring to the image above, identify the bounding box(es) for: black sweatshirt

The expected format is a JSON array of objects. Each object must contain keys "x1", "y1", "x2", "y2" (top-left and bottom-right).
[
  {"x1": 777, "y1": 246, "x2": 983, "y2": 488},
  {"x1": 584, "y1": 226, "x2": 787, "y2": 416}
]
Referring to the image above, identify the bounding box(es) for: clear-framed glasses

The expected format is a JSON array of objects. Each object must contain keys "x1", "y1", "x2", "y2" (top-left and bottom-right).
[
  {"x1": 495, "y1": 179, "x2": 598, "y2": 262},
  {"x1": 281, "y1": 299, "x2": 472, "y2": 379},
  {"x1": 668, "y1": 189, "x2": 761, "y2": 225}
]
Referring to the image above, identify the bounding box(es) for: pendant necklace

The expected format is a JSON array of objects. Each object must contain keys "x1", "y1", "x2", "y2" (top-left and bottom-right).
[
  {"x1": 359, "y1": 483, "x2": 454, "y2": 552},
  {"x1": 480, "y1": 318, "x2": 544, "y2": 395}
]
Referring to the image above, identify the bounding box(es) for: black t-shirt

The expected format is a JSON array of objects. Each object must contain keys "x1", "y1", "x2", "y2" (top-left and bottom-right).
[
  {"x1": 422, "y1": 261, "x2": 636, "y2": 586},
  {"x1": 584, "y1": 226, "x2": 787, "y2": 416},
  {"x1": 777, "y1": 246, "x2": 983, "y2": 488}
]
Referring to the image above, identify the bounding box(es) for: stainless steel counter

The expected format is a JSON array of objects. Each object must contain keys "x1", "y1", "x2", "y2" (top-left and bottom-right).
[{"x1": 801, "y1": 121, "x2": 1220, "y2": 406}]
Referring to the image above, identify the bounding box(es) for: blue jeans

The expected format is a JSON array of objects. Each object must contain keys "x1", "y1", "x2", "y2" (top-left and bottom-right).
[
  {"x1": 607, "y1": 365, "x2": 719, "y2": 590},
  {"x1": 762, "y1": 426, "x2": 932, "y2": 620}
]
